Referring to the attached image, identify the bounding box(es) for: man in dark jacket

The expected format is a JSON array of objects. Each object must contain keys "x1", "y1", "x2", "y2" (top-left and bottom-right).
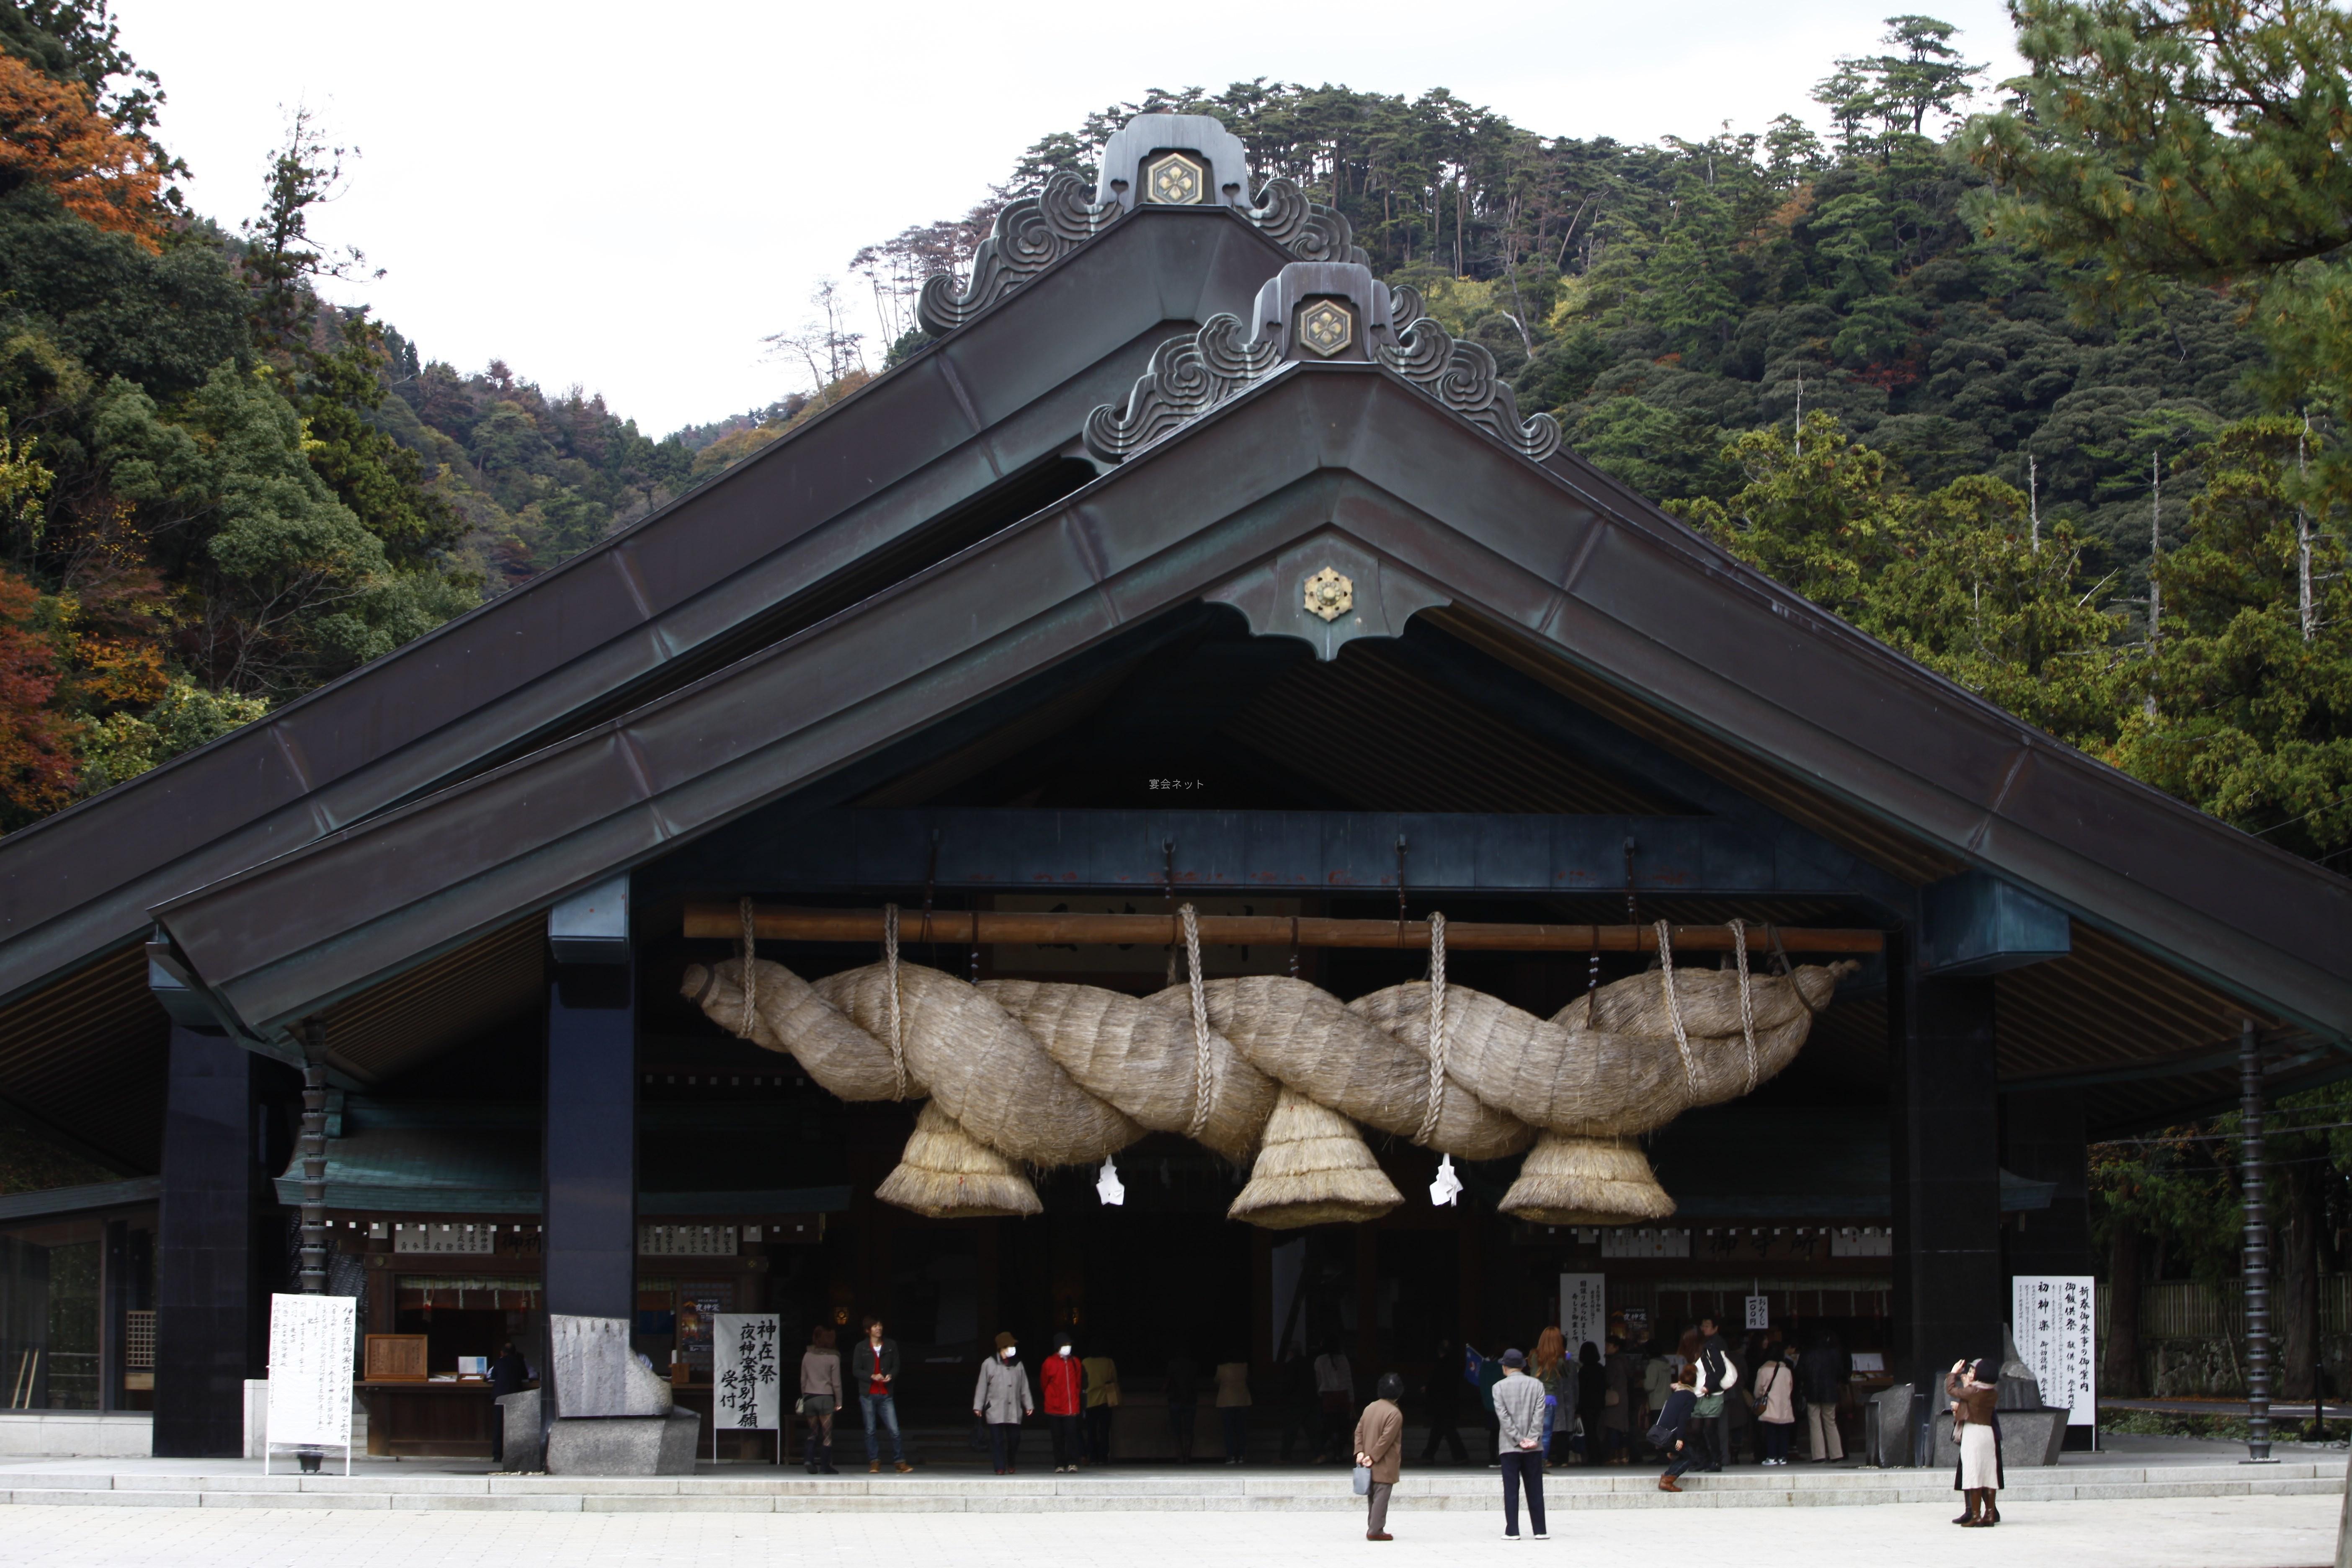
[
  {"x1": 851, "y1": 1317, "x2": 912, "y2": 1473},
  {"x1": 1418, "y1": 1337, "x2": 1469, "y2": 1463},
  {"x1": 1652, "y1": 1369, "x2": 1701, "y2": 1493},
  {"x1": 1694, "y1": 1316, "x2": 1737, "y2": 1472},
  {"x1": 1800, "y1": 1329, "x2": 1850, "y2": 1462}
]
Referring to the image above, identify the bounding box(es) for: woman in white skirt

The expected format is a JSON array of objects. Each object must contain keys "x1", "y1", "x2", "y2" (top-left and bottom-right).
[{"x1": 1946, "y1": 1358, "x2": 2003, "y2": 1527}]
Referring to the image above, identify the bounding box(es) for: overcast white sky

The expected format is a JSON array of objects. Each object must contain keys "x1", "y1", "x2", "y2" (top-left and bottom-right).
[{"x1": 116, "y1": 1, "x2": 2026, "y2": 436}]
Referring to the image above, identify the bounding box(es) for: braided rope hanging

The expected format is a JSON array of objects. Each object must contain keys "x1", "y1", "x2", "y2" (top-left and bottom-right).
[
  {"x1": 1654, "y1": 918, "x2": 1698, "y2": 1091},
  {"x1": 882, "y1": 902, "x2": 909, "y2": 1101},
  {"x1": 735, "y1": 897, "x2": 759, "y2": 1039},
  {"x1": 1415, "y1": 911, "x2": 1449, "y2": 1147},
  {"x1": 1730, "y1": 918, "x2": 1759, "y2": 1094},
  {"x1": 1179, "y1": 903, "x2": 1220, "y2": 1141}
]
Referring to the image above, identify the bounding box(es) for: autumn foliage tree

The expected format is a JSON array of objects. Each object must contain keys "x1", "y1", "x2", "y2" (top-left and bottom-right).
[
  {"x1": 0, "y1": 565, "x2": 76, "y2": 824},
  {"x1": 0, "y1": 49, "x2": 157, "y2": 245}
]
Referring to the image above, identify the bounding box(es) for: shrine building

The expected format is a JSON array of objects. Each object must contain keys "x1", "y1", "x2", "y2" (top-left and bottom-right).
[{"x1": 1, "y1": 113, "x2": 2346, "y2": 1460}]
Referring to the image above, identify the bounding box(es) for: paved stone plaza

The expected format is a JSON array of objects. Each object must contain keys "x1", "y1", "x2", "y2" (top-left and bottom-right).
[{"x1": 0, "y1": 1493, "x2": 2340, "y2": 1567}]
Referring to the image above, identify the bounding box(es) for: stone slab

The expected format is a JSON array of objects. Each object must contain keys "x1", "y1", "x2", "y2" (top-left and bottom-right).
[{"x1": 544, "y1": 1410, "x2": 699, "y2": 1477}]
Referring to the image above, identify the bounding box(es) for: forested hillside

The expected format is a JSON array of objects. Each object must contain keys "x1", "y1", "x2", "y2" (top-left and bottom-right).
[{"x1": 0, "y1": 1, "x2": 2344, "y2": 878}]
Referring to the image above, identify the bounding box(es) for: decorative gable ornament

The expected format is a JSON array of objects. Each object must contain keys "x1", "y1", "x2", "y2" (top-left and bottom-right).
[
  {"x1": 918, "y1": 113, "x2": 1367, "y2": 337},
  {"x1": 1083, "y1": 262, "x2": 1563, "y2": 464}
]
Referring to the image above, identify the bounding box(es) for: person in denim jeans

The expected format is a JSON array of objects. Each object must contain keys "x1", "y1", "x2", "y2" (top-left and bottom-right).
[{"x1": 851, "y1": 1317, "x2": 911, "y2": 1473}]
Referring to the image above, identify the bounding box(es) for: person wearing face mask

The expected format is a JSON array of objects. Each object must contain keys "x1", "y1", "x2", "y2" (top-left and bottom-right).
[
  {"x1": 974, "y1": 1332, "x2": 1036, "y2": 1475},
  {"x1": 1042, "y1": 1339, "x2": 1087, "y2": 1473}
]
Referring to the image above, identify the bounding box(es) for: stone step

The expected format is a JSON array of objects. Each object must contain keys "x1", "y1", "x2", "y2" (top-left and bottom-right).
[{"x1": 2, "y1": 1463, "x2": 2336, "y2": 1513}]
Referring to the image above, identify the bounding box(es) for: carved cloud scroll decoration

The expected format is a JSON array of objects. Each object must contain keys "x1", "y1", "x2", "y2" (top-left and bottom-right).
[
  {"x1": 1375, "y1": 317, "x2": 1563, "y2": 462},
  {"x1": 1081, "y1": 315, "x2": 1283, "y2": 464},
  {"x1": 1242, "y1": 179, "x2": 1371, "y2": 268},
  {"x1": 917, "y1": 172, "x2": 1120, "y2": 337}
]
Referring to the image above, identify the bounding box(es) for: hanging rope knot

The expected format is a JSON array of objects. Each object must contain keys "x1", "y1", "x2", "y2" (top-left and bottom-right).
[
  {"x1": 736, "y1": 896, "x2": 759, "y2": 1039},
  {"x1": 1416, "y1": 911, "x2": 1449, "y2": 1146},
  {"x1": 1730, "y1": 918, "x2": 1759, "y2": 1095},
  {"x1": 1180, "y1": 904, "x2": 1220, "y2": 1141},
  {"x1": 1655, "y1": 918, "x2": 1697, "y2": 1091},
  {"x1": 882, "y1": 902, "x2": 909, "y2": 1101}
]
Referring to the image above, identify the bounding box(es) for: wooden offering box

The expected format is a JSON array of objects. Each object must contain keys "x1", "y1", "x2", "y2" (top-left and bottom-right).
[{"x1": 364, "y1": 1333, "x2": 429, "y2": 1382}]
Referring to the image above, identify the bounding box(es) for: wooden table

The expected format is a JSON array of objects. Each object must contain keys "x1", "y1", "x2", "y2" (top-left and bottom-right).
[{"x1": 359, "y1": 1380, "x2": 522, "y2": 1457}]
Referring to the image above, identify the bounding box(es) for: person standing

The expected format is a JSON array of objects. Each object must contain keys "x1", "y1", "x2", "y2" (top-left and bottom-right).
[
  {"x1": 1800, "y1": 1328, "x2": 1849, "y2": 1462},
  {"x1": 1313, "y1": 1341, "x2": 1356, "y2": 1464},
  {"x1": 973, "y1": 1332, "x2": 1035, "y2": 1475},
  {"x1": 1692, "y1": 1318, "x2": 1738, "y2": 1471},
  {"x1": 1651, "y1": 1367, "x2": 1701, "y2": 1493},
  {"x1": 1601, "y1": 1336, "x2": 1635, "y2": 1463},
  {"x1": 1081, "y1": 1348, "x2": 1121, "y2": 1465},
  {"x1": 1418, "y1": 1337, "x2": 1468, "y2": 1464},
  {"x1": 1575, "y1": 1341, "x2": 1609, "y2": 1467},
  {"x1": 1166, "y1": 1351, "x2": 1200, "y2": 1463},
  {"x1": 1214, "y1": 1355, "x2": 1253, "y2": 1464},
  {"x1": 1491, "y1": 1349, "x2": 1548, "y2": 1540},
  {"x1": 1353, "y1": 1371, "x2": 1406, "y2": 1542},
  {"x1": 1751, "y1": 1345, "x2": 1796, "y2": 1465},
  {"x1": 851, "y1": 1317, "x2": 912, "y2": 1473},
  {"x1": 487, "y1": 1340, "x2": 530, "y2": 1466},
  {"x1": 1947, "y1": 1357, "x2": 2004, "y2": 1526},
  {"x1": 1640, "y1": 1340, "x2": 1676, "y2": 1460},
  {"x1": 1530, "y1": 1327, "x2": 1568, "y2": 1466},
  {"x1": 1042, "y1": 1340, "x2": 1085, "y2": 1473},
  {"x1": 798, "y1": 1326, "x2": 843, "y2": 1473}
]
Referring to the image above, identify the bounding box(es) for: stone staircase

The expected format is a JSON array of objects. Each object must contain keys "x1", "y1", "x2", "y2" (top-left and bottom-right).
[{"x1": 1, "y1": 1458, "x2": 2340, "y2": 1513}]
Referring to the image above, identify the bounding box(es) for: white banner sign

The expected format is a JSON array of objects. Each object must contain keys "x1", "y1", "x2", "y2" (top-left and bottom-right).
[
  {"x1": 715, "y1": 1313, "x2": 782, "y2": 1432},
  {"x1": 2012, "y1": 1275, "x2": 2096, "y2": 1426},
  {"x1": 1559, "y1": 1274, "x2": 1606, "y2": 1358},
  {"x1": 1745, "y1": 1294, "x2": 1770, "y2": 1331},
  {"x1": 265, "y1": 1292, "x2": 355, "y2": 1450}
]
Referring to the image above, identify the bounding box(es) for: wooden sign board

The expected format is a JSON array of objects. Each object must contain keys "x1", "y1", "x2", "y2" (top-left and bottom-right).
[{"x1": 364, "y1": 1333, "x2": 429, "y2": 1382}]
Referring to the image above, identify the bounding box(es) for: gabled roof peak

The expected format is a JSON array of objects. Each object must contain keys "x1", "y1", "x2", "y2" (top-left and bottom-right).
[
  {"x1": 1083, "y1": 261, "x2": 1563, "y2": 464},
  {"x1": 917, "y1": 114, "x2": 1368, "y2": 337}
]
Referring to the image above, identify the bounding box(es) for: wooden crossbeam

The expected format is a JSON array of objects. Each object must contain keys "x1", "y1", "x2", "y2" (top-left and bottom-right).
[{"x1": 682, "y1": 903, "x2": 1884, "y2": 954}]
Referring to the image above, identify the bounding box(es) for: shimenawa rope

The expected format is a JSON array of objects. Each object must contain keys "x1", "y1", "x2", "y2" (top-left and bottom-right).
[
  {"x1": 1654, "y1": 918, "x2": 1697, "y2": 1090},
  {"x1": 1179, "y1": 904, "x2": 1219, "y2": 1140},
  {"x1": 736, "y1": 897, "x2": 758, "y2": 1039},
  {"x1": 1730, "y1": 918, "x2": 1759, "y2": 1094},
  {"x1": 1416, "y1": 912, "x2": 1449, "y2": 1146},
  {"x1": 882, "y1": 903, "x2": 909, "y2": 1101}
]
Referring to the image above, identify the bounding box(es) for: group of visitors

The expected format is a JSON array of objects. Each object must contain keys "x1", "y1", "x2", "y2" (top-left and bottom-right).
[{"x1": 793, "y1": 1318, "x2": 915, "y2": 1475}]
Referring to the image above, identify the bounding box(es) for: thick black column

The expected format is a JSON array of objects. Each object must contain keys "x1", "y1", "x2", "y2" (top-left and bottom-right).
[
  {"x1": 543, "y1": 964, "x2": 635, "y2": 1325},
  {"x1": 2001, "y1": 1089, "x2": 2093, "y2": 1281},
  {"x1": 152, "y1": 1026, "x2": 261, "y2": 1457},
  {"x1": 1888, "y1": 936, "x2": 2004, "y2": 1399}
]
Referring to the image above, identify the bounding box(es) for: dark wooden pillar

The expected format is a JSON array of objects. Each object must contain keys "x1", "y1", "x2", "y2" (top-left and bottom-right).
[
  {"x1": 543, "y1": 963, "x2": 636, "y2": 1325},
  {"x1": 2000, "y1": 1089, "x2": 2093, "y2": 1281},
  {"x1": 153, "y1": 1026, "x2": 262, "y2": 1457},
  {"x1": 1888, "y1": 934, "x2": 2003, "y2": 1399}
]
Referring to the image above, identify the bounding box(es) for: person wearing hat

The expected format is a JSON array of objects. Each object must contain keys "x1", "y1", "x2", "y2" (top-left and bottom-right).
[
  {"x1": 1946, "y1": 1357, "x2": 2004, "y2": 1526},
  {"x1": 1491, "y1": 1349, "x2": 1549, "y2": 1540},
  {"x1": 973, "y1": 1332, "x2": 1035, "y2": 1475},
  {"x1": 1352, "y1": 1371, "x2": 1406, "y2": 1541}
]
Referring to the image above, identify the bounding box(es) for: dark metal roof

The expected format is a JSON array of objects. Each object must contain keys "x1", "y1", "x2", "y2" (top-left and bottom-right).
[
  {"x1": 141, "y1": 364, "x2": 2352, "y2": 1057},
  {"x1": 0, "y1": 207, "x2": 1302, "y2": 1007},
  {"x1": 0, "y1": 1175, "x2": 160, "y2": 1225}
]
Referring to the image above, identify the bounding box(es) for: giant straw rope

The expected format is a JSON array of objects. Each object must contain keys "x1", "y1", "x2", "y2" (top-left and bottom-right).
[{"x1": 684, "y1": 907, "x2": 1849, "y2": 1228}]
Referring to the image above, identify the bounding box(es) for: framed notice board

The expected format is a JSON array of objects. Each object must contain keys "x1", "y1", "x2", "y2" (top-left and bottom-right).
[{"x1": 364, "y1": 1333, "x2": 429, "y2": 1382}]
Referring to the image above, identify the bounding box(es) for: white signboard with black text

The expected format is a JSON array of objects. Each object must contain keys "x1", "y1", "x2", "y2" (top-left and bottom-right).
[
  {"x1": 714, "y1": 1312, "x2": 782, "y2": 1461},
  {"x1": 2012, "y1": 1275, "x2": 2096, "y2": 1426},
  {"x1": 1559, "y1": 1273, "x2": 1606, "y2": 1358},
  {"x1": 263, "y1": 1292, "x2": 356, "y2": 1473}
]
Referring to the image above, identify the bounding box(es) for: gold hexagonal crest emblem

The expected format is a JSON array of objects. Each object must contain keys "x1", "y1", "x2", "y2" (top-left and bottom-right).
[
  {"x1": 1297, "y1": 299, "x2": 1354, "y2": 358},
  {"x1": 1145, "y1": 151, "x2": 1207, "y2": 205},
  {"x1": 1304, "y1": 566, "x2": 1354, "y2": 623}
]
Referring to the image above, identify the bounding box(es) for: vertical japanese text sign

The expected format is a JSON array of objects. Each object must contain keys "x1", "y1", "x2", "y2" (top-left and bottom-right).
[
  {"x1": 715, "y1": 1313, "x2": 781, "y2": 1431},
  {"x1": 2012, "y1": 1275, "x2": 2096, "y2": 1426},
  {"x1": 265, "y1": 1292, "x2": 356, "y2": 1450},
  {"x1": 1559, "y1": 1274, "x2": 1606, "y2": 1358}
]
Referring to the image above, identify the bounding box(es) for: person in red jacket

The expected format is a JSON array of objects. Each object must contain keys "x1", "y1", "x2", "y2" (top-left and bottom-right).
[{"x1": 1042, "y1": 1340, "x2": 1087, "y2": 1473}]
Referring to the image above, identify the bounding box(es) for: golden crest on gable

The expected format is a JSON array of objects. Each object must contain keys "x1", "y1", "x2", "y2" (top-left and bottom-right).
[
  {"x1": 1145, "y1": 152, "x2": 1207, "y2": 205},
  {"x1": 1305, "y1": 567, "x2": 1354, "y2": 623},
  {"x1": 1296, "y1": 299, "x2": 1354, "y2": 358}
]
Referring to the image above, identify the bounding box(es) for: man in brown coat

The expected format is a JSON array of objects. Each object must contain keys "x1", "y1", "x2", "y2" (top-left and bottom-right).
[{"x1": 1353, "y1": 1372, "x2": 1406, "y2": 1541}]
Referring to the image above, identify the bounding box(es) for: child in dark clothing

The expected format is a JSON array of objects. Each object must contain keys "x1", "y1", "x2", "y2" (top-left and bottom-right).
[{"x1": 1652, "y1": 1369, "x2": 1701, "y2": 1493}]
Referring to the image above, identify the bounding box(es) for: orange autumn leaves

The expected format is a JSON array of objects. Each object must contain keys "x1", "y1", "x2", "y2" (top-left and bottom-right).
[
  {"x1": 0, "y1": 567, "x2": 76, "y2": 821},
  {"x1": 0, "y1": 52, "x2": 162, "y2": 248}
]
